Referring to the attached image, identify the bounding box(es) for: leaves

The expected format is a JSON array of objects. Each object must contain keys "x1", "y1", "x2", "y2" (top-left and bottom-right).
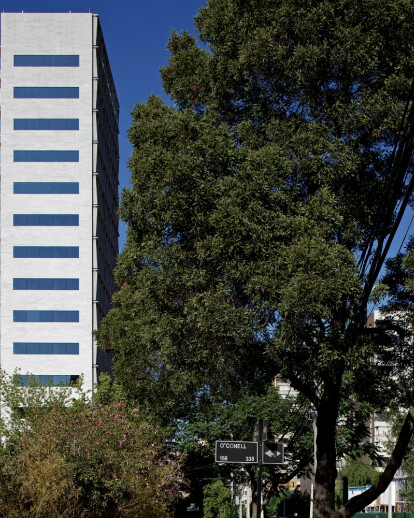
[
  {"x1": 97, "y1": 1, "x2": 414, "y2": 516},
  {"x1": 0, "y1": 373, "x2": 182, "y2": 518}
]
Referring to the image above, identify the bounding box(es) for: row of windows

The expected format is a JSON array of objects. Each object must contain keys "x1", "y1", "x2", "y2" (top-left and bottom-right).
[
  {"x1": 14, "y1": 87, "x2": 79, "y2": 98},
  {"x1": 17, "y1": 375, "x2": 80, "y2": 386},
  {"x1": 13, "y1": 53, "x2": 89, "y2": 376},
  {"x1": 13, "y1": 311, "x2": 79, "y2": 322},
  {"x1": 14, "y1": 151, "x2": 79, "y2": 162},
  {"x1": 13, "y1": 247, "x2": 79, "y2": 258},
  {"x1": 14, "y1": 342, "x2": 79, "y2": 355},
  {"x1": 13, "y1": 278, "x2": 79, "y2": 290},
  {"x1": 14, "y1": 119, "x2": 79, "y2": 130},
  {"x1": 14, "y1": 214, "x2": 79, "y2": 226},
  {"x1": 14, "y1": 53, "x2": 90, "y2": 361},
  {"x1": 14, "y1": 182, "x2": 79, "y2": 194},
  {"x1": 14, "y1": 55, "x2": 79, "y2": 67}
]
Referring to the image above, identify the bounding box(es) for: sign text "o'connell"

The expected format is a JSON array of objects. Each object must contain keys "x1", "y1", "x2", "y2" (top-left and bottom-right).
[
  {"x1": 215, "y1": 440, "x2": 258, "y2": 464},
  {"x1": 219, "y1": 442, "x2": 248, "y2": 449}
]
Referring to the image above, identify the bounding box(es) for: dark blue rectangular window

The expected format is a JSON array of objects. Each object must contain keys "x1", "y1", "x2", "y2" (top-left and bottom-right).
[
  {"x1": 13, "y1": 342, "x2": 79, "y2": 354},
  {"x1": 14, "y1": 119, "x2": 79, "y2": 130},
  {"x1": 13, "y1": 278, "x2": 79, "y2": 290},
  {"x1": 13, "y1": 310, "x2": 79, "y2": 322},
  {"x1": 14, "y1": 214, "x2": 79, "y2": 226},
  {"x1": 13, "y1": 246, "x2": 79, "y2": 258},
  {"x1": 14, "y1": 55, "x2": 79, "y2": 67},
  {"x1": 14, "y1": 182, "x2": 79, "y2": 194},
  {"x1": 14, "y1": 87, "x2": 79, "y2": 98},
  {"x1": 17, "y1": 375, "x2": 80, "y2": 386},
  {"x1": 14, "y1": 150, "x2": 79, "y2": 162}
]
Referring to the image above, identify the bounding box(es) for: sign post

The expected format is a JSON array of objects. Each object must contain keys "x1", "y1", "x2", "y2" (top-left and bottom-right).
[{"x1": 256, "y1": 419, "x2": 268, "y2": 518}]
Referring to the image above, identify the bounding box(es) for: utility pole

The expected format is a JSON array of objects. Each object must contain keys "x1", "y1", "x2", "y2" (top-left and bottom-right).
[
  {"x1": 342, "y1": 476, "x2": 348, "y2": 506},
  {"x1": 254, "y1": 419, "x2": 268, "y2": 518},
  {"x1": 309, "y1": 412, "x2": 317, "y2": 518}
]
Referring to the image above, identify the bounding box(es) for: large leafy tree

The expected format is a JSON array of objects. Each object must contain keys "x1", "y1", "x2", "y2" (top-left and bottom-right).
[{"x1": 97, "y1": 1, "x2": 414, "y2": 517}]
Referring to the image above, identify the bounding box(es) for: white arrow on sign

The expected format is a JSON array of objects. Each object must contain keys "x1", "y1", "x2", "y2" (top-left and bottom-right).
[
  {"x1": 263, "y1": 442, "x2": 284, "y2": 464},
  {"x1": 265, "y1": 448, "x2": 282, "y2": 459}
]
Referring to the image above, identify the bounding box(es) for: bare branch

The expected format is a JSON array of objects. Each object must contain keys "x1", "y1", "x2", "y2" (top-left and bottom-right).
[{"x1": 335, "y1": 406, "x2": 414, "y2": 518}]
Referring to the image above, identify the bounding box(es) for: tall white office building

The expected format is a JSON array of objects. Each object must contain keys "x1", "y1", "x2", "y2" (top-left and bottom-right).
[{"x1": 0, "y1": 12, "x2": 119, "y2": 392}]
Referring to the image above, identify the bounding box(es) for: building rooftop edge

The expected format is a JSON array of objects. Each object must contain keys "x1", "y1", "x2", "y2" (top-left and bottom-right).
[{"x1": 1, "y1": 11, "x2": 97, "y2": 14}]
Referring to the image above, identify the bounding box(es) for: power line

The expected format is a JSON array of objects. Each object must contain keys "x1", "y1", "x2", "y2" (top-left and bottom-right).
[{"x1": 396, "y1": 212, "x2": 414, "y2": 255}]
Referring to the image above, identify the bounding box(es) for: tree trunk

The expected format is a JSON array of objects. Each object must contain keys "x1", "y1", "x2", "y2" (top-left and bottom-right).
[
  {"x1": 314, "y1": 378, "x2": 341, "y2": 518},
  {"x1": 251, "y1": 493, "x2": 269, "y2": 518}
]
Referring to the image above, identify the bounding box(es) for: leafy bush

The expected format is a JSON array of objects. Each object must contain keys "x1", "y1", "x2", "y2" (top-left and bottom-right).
[{"x1": 0, "y1": 372, "x2": 183, "y2": 518}]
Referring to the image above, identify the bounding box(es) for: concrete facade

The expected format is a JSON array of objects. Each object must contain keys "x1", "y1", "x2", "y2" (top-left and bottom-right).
[{"x1": 0, "y1": 13, "x2": 119, "y2": 392}]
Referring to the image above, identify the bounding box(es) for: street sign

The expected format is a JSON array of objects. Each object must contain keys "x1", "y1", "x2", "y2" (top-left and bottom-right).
[
  {"x1": 263, "y1": 442, "x2": 284, "y2": 464},
  {"x1": 215, "y1": 440, "x2": 258, "y2": 464}
]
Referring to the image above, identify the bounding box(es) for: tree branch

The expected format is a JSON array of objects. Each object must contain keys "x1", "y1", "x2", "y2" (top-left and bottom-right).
[{"x1": 335, "y1": 406, "x2": 414, "y2": 518}]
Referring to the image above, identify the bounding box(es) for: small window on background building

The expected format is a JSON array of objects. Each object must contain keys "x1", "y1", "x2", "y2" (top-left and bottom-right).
[
  {"x1": 13, "y1": 278, "x2": 79, "y2": 290},
  {"x1": 14, "y1": 55, "x2": 79, "y2": 67},
  {"x1": 17, "y1": 374, "x2": 80, "y2": 386},
  {"x1": 13, "y1": 342, "x2": 79, "y2": 355},
  {"x1": 13, "y1": 246, "x2": 79, "y2": 258},
  {"x1": 13, "y1": 310, "x2": 79, "y2": 322},
  {"x1": 13, "y1": 150, "x2": 79, "y2": 162},
  {"x1": 13, "y1": 182, "x2": 79, "y2": 194},
  {"x1": 13, "y1": 214, "x2": 79, "y2": 226},
  {"x1": 14, "y1": 119, "x2": 79, "y2": 130},
  {"x1": 14, "y1": 87, "x2": 79, "y2": 98}
]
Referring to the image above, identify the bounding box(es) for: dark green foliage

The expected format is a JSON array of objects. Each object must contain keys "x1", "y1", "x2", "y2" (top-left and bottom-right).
[
  {"x1": 97, "y1": 1, "x2": 414, "y2": 517},
  {"x1": 203, "y1": 480, "x2": 234, "y2": 518},
  {"x1": 341, "y1": 458, "x2": 380, "y2": 487},
  {"x1": 266, "y1": 489, "x2": 310, "y2": 518},
  {"x1": 401, "y1": 443, "x2": 414, "y2": 511}
]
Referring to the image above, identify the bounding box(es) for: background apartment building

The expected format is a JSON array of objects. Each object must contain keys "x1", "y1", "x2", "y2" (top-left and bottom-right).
[{"x1": 0, "y1": 12, "x2": 119, "y2": 392}]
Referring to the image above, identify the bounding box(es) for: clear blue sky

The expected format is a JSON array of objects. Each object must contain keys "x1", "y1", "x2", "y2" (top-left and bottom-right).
[
  {"x1": 1, "y1": 0, "x2": 205, "y2": 248},
  {"x1": 1, "y1": 0, "x2": 413, "y2": 257}
]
